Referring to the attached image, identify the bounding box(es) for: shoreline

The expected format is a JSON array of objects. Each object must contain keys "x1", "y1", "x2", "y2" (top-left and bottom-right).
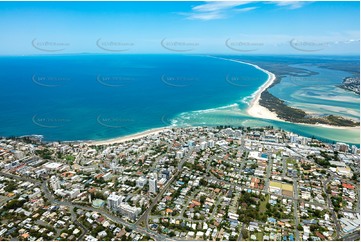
[
  {"x1": 209, "y1": 56, "x2": 283, "y2": 121},
  {"x1": 87, "y1": 56, "x2": 359, "y2": 146},
  {"x1": 86, "y1": 127, "x2": 171, "y2": 146},
  {"x1": 296, "y1": 122, "x2": 360, "y2": 130},
  {"x1": 217, "y1": 57, "x2": 360, "y2": 131},
  {"x1": 243, "y1": 65, "x2": 283, "y2": 122},
  {"x1": 20, "y1": 56, "x2": 358, "y2": 145}
]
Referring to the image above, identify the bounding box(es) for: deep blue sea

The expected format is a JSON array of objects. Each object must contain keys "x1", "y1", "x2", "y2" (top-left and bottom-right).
[{"x1": 0, "y1": 54, "x2": 359, "y2": 145}]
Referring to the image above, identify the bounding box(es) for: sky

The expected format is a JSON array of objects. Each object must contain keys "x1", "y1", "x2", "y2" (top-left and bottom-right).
[{"x1": 0, "y1": 1, "x2": 359, "y2": 55}]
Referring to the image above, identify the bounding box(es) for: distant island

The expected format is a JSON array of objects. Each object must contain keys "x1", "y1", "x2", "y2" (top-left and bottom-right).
[{"x1": 338, "y1": 76, "x2": 360, "y2": 95}]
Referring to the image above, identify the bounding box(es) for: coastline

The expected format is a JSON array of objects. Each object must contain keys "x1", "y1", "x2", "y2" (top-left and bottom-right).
[
  {"x1": 297, "y1": 122, "x2": 360, "y2": 130},
  {"x1": 244, "y1": 66, "x2": 282, "y2": 121},
  {"x1": 87, "y1": 127, "x2": 171, "y2": 146},
  {"x1": 82, "y1": 57, "x2": 359, "y2": 146},
  {"x1": 214, "y1": 56, "x2": 360, "y2": 130},
  {"x1": 210, "y1": 56, "x2": 282, "y2": 121},
  {"x1": 247, "y1": 67, "x2": 360, "y2": 130}
]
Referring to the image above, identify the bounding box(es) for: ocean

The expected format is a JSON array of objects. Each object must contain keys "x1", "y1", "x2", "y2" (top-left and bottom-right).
[{"x1": 0, "y1": 54, "x2": 359, "y2": 145}]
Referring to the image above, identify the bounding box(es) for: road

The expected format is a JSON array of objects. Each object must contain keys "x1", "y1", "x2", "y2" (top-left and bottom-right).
[
  {"x1": 0, "y1": 196, "x2": 13, "y2": 207},
  {"x1": 2, "y1": 171, "x2": 170, "y2": 241},
  {"x1": 341, "y1": 230, "x2": 360, "y2": 241},
  {"x1": 264, "y1": 153, "x2": 273, "y2": 192},
  {"x1": 35, "y1": 220, "x2": 62, "y2": 238},
  {"x1": 322, "y1": 175, "x2": 342, "y2": 239},
  {"x1": 135, "y1": 147, "x2": 194, "y2": 231},
  {"x1": 0, "y1": 171, "x2": 41, "y2": 185},
  {"x1": 290, "y1": 146, "x2": 355, "y2": 241},
  {"x1": 237, "y1": 223, "x2": 245, "y2": 241},
  {"x1": 2, "y1": 143, "x2": 359, "y2": 241},
  {"x1": 135, "y1": 169, "x2": 180, "y2": 229},
  {"x1": 292, "y1": 177, "x2": 300, "y2": 241},
  {"x1": 282, "y1": 157, "x2": 287, "y2": 177},
  {"x1": 70, "y1": 208, "x2": 88, "y2": 241},
  {"x1": 53, "y1": 200, "x2": 170, "y2": 241},
  {"x1": 176, "y1": 188, "x2": 201, "y2": 219}
]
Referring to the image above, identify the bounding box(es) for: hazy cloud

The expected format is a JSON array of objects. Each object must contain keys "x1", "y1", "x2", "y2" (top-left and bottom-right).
[
  {"x1": 182, "y1": 1, "x2": 255, "y2": 20},
  {"x1": 183, "y1": 1, "x2": 309, "y2": 21},
  {"x1": 270, "y1": 1, "x2": 309, "y2": 9}
]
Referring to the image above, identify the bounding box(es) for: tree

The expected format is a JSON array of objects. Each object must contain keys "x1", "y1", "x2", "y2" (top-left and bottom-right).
[
  {"x1": 4, "y1": 199, "x2": 26, "y2": 210},
  {"x1": 229, "y1": 235, "x2": 237, "y2": 241},
  {"x1": 310, "y1": 224, "x2": 318, "y2": 232},
  {"x1": 200, "y1": 179, "x2": 208, "y2": 186},
  {"x1": 4, "y1": 183, "x2": 17, "y2": 192},
  {"x1": 200, "y1": 195, "x2": 207, "y2": 204},
  {"x1": 266, "y1": 203, "x2": 271, "y2": 210},
  {"x1": 241, "y1": 228, "x2": 249, "y2": 239}
]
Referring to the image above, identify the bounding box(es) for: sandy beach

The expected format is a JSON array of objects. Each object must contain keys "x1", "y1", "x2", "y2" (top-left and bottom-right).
[
  {"x1": 213, "y1": 56, "x2": 359, "y2": 131},
  {"x1": 208, "y1": 56, "x2": 282, "y2": 121},
  {"x1": 298, "y1": 122, "x2": 360, "y2": 130},
  {"x1": 216, "y1": 57, "x2": 282, "y2": 121},
  {"x1": 245, "y1": 67, "x2": 360, "y2": 130},
  {"x1": 244, "y1": 66, "x2": 282, "y2": 121},
  {"x1": 87, "y1": 127, "x2": 171, "y2": 146}
]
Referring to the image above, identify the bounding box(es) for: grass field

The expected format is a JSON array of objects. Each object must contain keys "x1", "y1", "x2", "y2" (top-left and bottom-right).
[{"x1": 259, "y1": 194, "x2": 269, "y2": 214}]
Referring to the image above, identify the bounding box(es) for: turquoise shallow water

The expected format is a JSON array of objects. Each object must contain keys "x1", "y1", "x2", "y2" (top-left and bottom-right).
[
  {"x1": 171, "y1": 57, "x2": 360, "y2": 145},
  {"x1": 268, "y1": 64, "x2": 360, "y2": 120},
  {"x1": 0, "y1": 54, "x2": 359, "y2": 145}
]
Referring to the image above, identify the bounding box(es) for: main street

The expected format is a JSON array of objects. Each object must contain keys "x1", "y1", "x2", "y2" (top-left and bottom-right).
[
  {"x1": 135, "y1": 146, "x2": 194, "y2": 231},
  {"x1": 322, "y1": 174, "x2": 342, "y2": 239},
  {"x1": 292, "y1": 177, "x2": 300, "y2": 241},
  {"x1": 263, "y1": 153, "x2": 273, "y2": 194}
]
